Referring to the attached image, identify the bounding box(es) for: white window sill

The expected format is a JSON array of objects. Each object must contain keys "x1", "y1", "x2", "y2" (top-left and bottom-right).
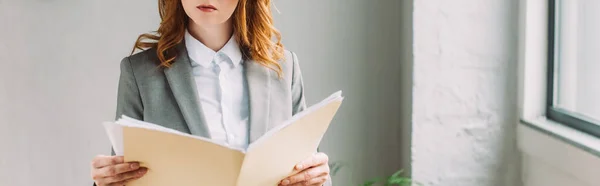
[{"x1": 518, "y1": 117, "x2": 600, "y2": 185}]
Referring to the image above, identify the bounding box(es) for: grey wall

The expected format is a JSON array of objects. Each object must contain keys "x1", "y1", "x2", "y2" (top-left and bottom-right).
[
  {"x1": 1, "y1": 1, "x2": 159, "y2": 185},
  {"x1": 399, "y1": 0, "x2": 415, "y2": 178},
  {"x1": 280, "y1": 0, "x2": 415, "y2": 184},
  {"x1": 0, "y1": 0, "x2": 409, "y2": 185},
  {"x1": 273, "y1": 1, "x2": 412, "y2": 184}
]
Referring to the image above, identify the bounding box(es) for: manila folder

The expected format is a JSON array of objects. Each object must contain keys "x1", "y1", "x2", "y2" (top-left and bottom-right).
[{"x1": 103, "y1": 91, "x2": 344, "y2": 186}]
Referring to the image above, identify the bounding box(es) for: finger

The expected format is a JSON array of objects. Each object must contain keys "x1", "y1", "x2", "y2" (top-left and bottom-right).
[
  {"x1": 287, "y1": 182, "x2": 308, "y2": 186},
  {"x1": 282, "y1": 165, "x2": 328, "y2": 185},
  {"x1": 94, "y1": 162, "x2": 141, "y2": 178},
  {"x1": 92, "y1": 155, "x2": 124, "y2": 168},
  {"x1": 107, "y1": 173, "x2": 145, "y2": 186},
  {"x1": 305, "y1": 175, "x2": 329, "y2": 186},
  {"x1": 295, "y1": 153, "x2": 328, "y2": 170},
  {"x1": 104, "y1": 167, "x2": 148, "y2": 184},
  {"x1": 287, "y1": 176, "x2": 328, "y2": 186}
]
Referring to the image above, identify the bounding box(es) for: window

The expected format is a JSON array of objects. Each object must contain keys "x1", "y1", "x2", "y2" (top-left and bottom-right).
[{"x1": 548, "y1": 0, "x2": 600, "y2": 137}]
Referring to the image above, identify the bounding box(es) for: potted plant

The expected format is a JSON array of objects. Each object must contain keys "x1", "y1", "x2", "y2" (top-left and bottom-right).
[{"x1": 329, "y1": 162, "x2": 422, "y2": 186}]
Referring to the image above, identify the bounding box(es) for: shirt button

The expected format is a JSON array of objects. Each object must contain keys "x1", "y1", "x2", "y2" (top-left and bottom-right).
[{"x1": 216, "y1": 53, "x2": 225, "y2": 61}]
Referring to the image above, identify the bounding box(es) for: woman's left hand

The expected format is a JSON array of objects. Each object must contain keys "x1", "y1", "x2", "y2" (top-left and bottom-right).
[{"x1": 279, "y1": 152, "x2": 330, "y2": 186}]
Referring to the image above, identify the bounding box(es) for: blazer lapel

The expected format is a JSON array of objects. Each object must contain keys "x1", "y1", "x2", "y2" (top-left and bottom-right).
[
  {"x1": 164, "y1": 43, "x2": 211, "y2": 138},
  {"x1": 245, "y1": 60, "x2": 271, "y2": 143}
]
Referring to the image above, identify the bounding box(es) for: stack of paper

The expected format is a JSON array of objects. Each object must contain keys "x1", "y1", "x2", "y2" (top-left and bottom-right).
[{"x1": 102, "y1": 91, "x2": 344, "y2": 186}]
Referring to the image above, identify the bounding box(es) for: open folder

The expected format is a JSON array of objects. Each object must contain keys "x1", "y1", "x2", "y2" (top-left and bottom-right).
[{"x1": 102, "y1": 91, "x2": 344, "y2": 186}]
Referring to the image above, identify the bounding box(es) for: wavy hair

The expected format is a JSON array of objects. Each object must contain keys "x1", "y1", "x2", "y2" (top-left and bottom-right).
[{"x1": 132, "y1": 0, "x2": 284, "y2": 76}]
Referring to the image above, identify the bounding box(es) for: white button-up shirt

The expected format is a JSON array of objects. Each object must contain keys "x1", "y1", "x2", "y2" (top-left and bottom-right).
[{"x1": 184, "y1": 30, "x2": 250, "y2": 149}]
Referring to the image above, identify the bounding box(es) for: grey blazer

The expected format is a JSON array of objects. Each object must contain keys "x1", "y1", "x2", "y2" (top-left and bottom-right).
[
  {"x1": 116, "y1": 43, "x2": 306, "y2": 142},
  {"x1": 107, "y1": 42, "x2": 332, "y2": 185}
]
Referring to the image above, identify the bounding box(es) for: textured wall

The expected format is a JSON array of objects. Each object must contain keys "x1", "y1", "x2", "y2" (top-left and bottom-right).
[{"x1": 412, "y1": 0, "x2": 521, "y2": 185}]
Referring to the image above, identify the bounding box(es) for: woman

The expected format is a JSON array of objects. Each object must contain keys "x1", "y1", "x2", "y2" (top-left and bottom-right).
[{"x1": 89, "y1": 0, "x2": 331, "y2": 185}]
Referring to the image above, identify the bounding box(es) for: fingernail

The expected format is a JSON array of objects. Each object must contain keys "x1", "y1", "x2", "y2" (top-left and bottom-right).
[
  {"x1": 131, "y1": 163, "x2": 139, "y2": 169},
  {"x1": 281, "y1": 179, "x2": 289, "y2": 185},
  {"x1": 139, "y1": 168, "x2": 147, "y2": 175},
  {"x1": 296, "y1": 164, "x2": 303, "y2": 170}
]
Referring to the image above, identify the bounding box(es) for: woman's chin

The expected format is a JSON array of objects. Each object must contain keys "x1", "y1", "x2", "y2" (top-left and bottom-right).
[{"x1": 190, "y1": 17, "x2": 228, "y2": 27}]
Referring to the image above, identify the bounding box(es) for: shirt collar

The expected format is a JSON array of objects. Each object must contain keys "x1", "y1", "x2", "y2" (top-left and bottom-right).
[{"x1": 184, "y1": 30, "x2": 243, "y2": 68}]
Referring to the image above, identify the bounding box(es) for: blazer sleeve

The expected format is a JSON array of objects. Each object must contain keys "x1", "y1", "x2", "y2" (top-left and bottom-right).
[{"x1": 290, "y1": 52, "x2": 333, "y2": 186}]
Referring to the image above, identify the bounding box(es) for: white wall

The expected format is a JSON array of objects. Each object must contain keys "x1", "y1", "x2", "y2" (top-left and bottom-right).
[
  {"x1": 519, "y1": 123, "x2": 600, "y2": 186},
  {"x1": 412, "y1": 0, "x2": 521, "y2": 185},
  {"x1": 0, "y1": 0, "x2": 408, "y2": 185},
  {"x1": 522, "y1": 154, "x2": 590, "y2": 186}
]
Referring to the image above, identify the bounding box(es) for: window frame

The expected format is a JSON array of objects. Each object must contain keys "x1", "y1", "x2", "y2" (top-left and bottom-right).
[{"x1": 546, "y1": 0, "x2": 600, "y2": 138}]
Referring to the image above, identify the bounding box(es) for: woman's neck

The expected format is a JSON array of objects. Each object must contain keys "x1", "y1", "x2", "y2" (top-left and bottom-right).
[{"x1": 187, "y1": 19, "x2": 234, "y2": 52}]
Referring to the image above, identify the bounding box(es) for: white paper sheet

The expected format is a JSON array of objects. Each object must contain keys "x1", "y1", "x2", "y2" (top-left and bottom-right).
[
  {"x1": 103, "y1": 122, "x2": 124, "y2": 155},
  {"x1": 247, "y1": 90, "x2": 343, "y2": 151},
  {"x1": 104, "y1": 116, "x2": 246, "y2": 155}
]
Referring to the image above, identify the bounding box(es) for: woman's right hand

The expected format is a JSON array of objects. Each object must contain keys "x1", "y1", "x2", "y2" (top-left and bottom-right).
[{"x1": 91, "y1": 155, "x2": 148, "y2": 186}]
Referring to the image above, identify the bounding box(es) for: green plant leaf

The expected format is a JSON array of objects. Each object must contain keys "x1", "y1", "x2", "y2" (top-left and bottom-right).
[
  {"x1": 329, "y1": 161, "x2": 421, "y2": 186},
  {"x1": 361, "y1": 177, "x2": 383, "y2": 186},
  {"x1": 391, "y1": 170, "x2": 404, "y2": 178},
  {"x1": 329, "y1": 161, "x2": 345, "y2": 177}
]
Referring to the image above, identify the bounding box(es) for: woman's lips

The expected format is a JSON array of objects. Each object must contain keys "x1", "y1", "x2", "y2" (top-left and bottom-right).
[{"x1": 197, "y1": 5, "x2": 217, "y2": 12}]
